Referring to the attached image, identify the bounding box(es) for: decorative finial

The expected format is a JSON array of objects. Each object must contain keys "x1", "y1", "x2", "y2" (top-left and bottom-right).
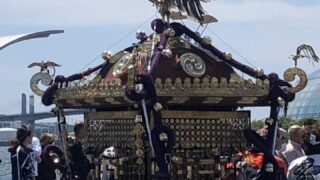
[
  {"x1": 224, "y1": 52, "x2": 233, "y2": 60},
  {"x1": 256, "y1": 68, "x2": 264, "y2": 77},
  {"x1": 136, "y1": 30, "x2": 147, "y2": 40},
  {"x1": 102, "y1": 50, "x2": 112, "y2": 61},
  {"x1": 28, "y1": 60, "x2": 60, "y2": 96},
  {"x1": 202, "y1": 36, "x2": 212, "y2": 45}
]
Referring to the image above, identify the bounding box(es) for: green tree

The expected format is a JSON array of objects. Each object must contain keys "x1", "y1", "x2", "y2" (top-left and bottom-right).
[
  {"x1": 251, "y1": 117, "x2": 304, "y2": 132},
  {"x1": 279, "y1": 116, "x2": 304, "y2": 131},
  {"x1": 251, "y1": 119, "x2": 265, "y2": 130}
]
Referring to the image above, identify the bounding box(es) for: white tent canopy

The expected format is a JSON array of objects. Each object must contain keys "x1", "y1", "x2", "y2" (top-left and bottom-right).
[{"x1": 0, "y1": 128, "x2": 17, "y2": 143}]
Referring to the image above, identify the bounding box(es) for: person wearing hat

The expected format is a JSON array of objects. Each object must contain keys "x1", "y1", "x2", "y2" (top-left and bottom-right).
[
  {"x1": 287, "y1": 125, "x2": 320, "y2": 179},
  {"x1": 38, "y1": 133, "x2": 63, "y2": 180},
  {"x1": 8, "y1": 125, "x2": 35, "y2": 180}
]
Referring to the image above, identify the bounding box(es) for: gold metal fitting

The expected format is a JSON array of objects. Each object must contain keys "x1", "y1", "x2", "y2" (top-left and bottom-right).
[
  {"x1": 172, "y1": 156, "x2": 183, "y2": 164},
  {"x1": 265, "y1": 118, "x2": 274, "y2": 126},
  {"x1": 136, "y1": 30, "x2": 147, "y2": 40},
  {"x1": 102, "y1": 50, "x2": 112, "y2": 61},
  {"x1": 164, "y1": 28, "x2": 176, "y2": 37},
  {"x1": 202, "y1": 36, "x2": 212, "y2": 45},
  {"x1": 256, "y1": 68, "x2": 264, "y2": 77},
  {"x1": 159, "y1": 132, "x2": 168, "y2": 141},
  {"x1": 127, "y1": 64, "x2": 136, "y2": 91},
  {"x1": 277, "y1": 97, "x2": 285, "y2": 107},
  {"x1": 161, "y1": 48, "x2": 173, "y2": 58},
  {"x1": 154, "y1": 102, "x2": 163, "y2": 111},
  {"x1": 136, "y1": 149, "x2": 144, "y2": 157},
  {"x1": 224, "y1": 52, "x2": 233, "y2": 61},
  {"x1": 135, "y1": 115, "x2": 143, "y2": 123}
]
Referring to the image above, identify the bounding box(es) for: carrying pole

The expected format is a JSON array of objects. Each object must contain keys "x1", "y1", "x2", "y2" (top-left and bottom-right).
[{"x1": 56, "y1": 108, "x2": 72, "y2": 179}]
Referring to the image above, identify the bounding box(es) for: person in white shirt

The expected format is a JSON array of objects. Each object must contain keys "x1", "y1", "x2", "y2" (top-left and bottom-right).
[
  {"x1": 283, "y1": 125, "x2": 304, "y2": 165},
  {"x1": 27, "y1": 125, "x2": 42, "y2": 178},
  {"x1": 287, "y1": 125, "x2": 320, "y2": 179}
]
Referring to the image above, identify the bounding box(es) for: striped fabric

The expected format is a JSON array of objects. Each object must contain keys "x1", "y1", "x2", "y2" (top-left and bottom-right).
[{"x1": 11, "y1": 145, "x2": 35, "y2": 180}]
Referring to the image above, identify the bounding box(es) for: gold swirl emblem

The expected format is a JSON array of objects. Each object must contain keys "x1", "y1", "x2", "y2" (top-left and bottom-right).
[
  {"x1": 30, "y1": 72, "x2": 53, "y2": 96},
  {"x1": 179, "y1": 53, "x2": 206, "y2": 78}
]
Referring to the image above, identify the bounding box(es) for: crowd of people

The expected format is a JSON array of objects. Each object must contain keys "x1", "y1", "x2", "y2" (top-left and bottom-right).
[
  {"x1": 237, "y1": 118, "x2": 320, "y2": 179},
  {"x1": 7, "y1": 123, "x2": 90, "y2": 180},
  {"x1": 6, "y1": 118, "x2": 320, "y2": 180}
]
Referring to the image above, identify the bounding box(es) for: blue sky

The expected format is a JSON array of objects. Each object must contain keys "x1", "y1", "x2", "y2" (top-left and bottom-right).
[{"x1": 0, "y1": 0, "x2": 320, "y2": 120}]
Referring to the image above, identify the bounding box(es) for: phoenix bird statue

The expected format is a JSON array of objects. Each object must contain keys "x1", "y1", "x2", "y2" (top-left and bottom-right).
[
  {"x1": 292, "y1": 44, "x2": 319, "y2": 66},
  {"x1": 149, "y1": 0, "x2": 217, "y2": 24},
  {"x1": 28, "y1": 60, "x2": 61, "y2": 76}
]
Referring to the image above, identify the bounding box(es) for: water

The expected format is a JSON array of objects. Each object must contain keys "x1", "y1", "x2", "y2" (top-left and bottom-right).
[{"x1": 0, "y1": 146, "x2": 11, "y2": 180}]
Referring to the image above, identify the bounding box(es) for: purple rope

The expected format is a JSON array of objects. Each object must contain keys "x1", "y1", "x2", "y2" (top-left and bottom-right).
[
  {"x1": 149, "y1": 33, "x2": 169, "y2": 77},
  {"x1": 170, "y1": 22, "x2": 268, "y2": 80},
  {"x1": 42, "y1": 63, "x2": 105, "y2": 106}
]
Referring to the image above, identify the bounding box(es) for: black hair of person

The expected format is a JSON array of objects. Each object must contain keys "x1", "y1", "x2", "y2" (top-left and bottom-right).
[{"x1": 74, "y1": 122, "x2": 84, "y2": 134}]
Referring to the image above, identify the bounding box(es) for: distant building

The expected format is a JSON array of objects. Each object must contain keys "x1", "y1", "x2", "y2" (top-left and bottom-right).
[
  {"x1": 0, "y1": 121, "x2": 22, "y2": 129},
  {"x1": 288, "y1": 69, "x2": 320, "y2": 120},
  {"x1": 0, "y1": 121, "x2": 74, "y2": 142},
  {"x1": 0, "y1": 128, "x2": 17, "y2": 146}
]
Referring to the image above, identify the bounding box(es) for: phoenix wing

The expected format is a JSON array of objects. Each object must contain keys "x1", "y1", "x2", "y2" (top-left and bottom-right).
[
  {"x1": 174, "y1": 0, "x2": 207, "y2": 22},
  {"x1": 296, "y1": 44, "x2": 319, "y2": 63},
  {"x1": 45, "y1": 61, "x2": 61, "y2": 67},
  {"x1": 27, "y1": 62, "x2": 42, "y2": 68},
  {"x1": 150, "y1": 0, "x2": 216, "y2": 23}
]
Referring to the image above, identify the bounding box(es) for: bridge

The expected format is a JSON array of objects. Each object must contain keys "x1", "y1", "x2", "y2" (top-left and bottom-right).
[
  {"x1": 0, "y1": 93, "x2": 86, "y2": 135},
  {"x1": 0, "y1": 93, "x2": 86, "y2": 122}
]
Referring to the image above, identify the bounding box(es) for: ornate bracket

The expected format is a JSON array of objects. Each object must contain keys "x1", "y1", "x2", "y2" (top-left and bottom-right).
[
  {"x1": 283, "y1": 44, "x2": 319, "y2": 93},
  {"x1": 28, "y1": 60, "x2": 60, "y2": 96},
  {"x1": 283, "y1": 67, "x2": 308, "y2": 93},
  {"x1": 30, "y1": 72, "x2": 53, "y2": 96}
]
